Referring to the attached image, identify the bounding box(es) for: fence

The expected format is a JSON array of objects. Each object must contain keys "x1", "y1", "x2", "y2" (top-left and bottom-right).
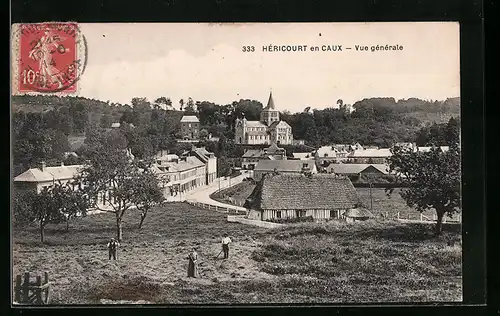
[
  {"x1": 227, "y1": 215, "x2": 284, "y2": 229},
  {"x1": 377, "y1": 211, "x2": 462, "y2": 224},
  {"x1": 14, "y1": 272, "x2": 51, "y2": 305},
  {"x1": 185, "y1": 200, "x2": 247, "y2": 215}
]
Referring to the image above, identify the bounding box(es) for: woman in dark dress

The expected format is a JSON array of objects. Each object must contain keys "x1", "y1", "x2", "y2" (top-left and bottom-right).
[{"x1": 187, "y1": 248, "x2": 199, "y2": 278}]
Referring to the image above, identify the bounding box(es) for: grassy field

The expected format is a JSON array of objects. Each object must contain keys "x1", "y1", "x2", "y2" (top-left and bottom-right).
[
  {"x1": 213, "y1": 184, "x2": 445, "y2": 221},
  {"x1": 12, "y1": 203, "x2": 462, "y2": 304}
]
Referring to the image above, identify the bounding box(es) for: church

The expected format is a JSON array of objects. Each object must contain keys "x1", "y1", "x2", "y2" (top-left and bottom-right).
[{"x1": 234, "y1": 92, "x2": 294, "y2": 145}]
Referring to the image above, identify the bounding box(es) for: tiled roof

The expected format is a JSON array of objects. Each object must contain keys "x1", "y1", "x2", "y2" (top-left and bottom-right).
[
  {"x1": 14, "y1": 165, "x2": 84, "y2": 183},
  {"x1": 254, "y1": 160, "x2": 313, "y2": 173},
  {"x1": 180, "y1": 115, "x2": 200, "y2": 123},
  {"x1": 248, "y1": 173, "x2": 358, "y2": 210}
]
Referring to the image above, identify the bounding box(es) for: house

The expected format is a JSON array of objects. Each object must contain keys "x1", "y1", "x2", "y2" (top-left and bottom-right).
[
  {"x1": 416, "y1": 146, "x2": 450, "y2": 153},
  {"x1": 328, "y1": 164, "x2": 389, "y2": 176},
  {"x1": 292, "y1": 152, "x2": 314, "y2": 160},
  {"x1": 180, "y1": 115, "x2": 200, "y2": 140},
  {"x1": 348, "y1": 148, "x2": 392, "y2": 164},
  {"x1": 152, "y1": 155, "x2": 206, "y2": 199},
  {"x1": 242, "y1": 149, "x2": 267, "y2": 170},
  {"x1": 13, "y1": 162, "x2": 83, "y2": 193},
  {"x1": 234, "y1": 92, "x2": 293, "y2": 145},
  {"x1": 253, "y1": 160, "x2": 317, "y2": 181},
  {"x1": 241, "y1": 143, "x2": 287, "y2": 170},
  {"x1": 190, "y1": 146, "x2": 217, "y2": 185},
  {"x1": 244, "y1": 173, "x2": 359, "y2": 221},
  {"x1": 315, "y1": 144, "x2": 357, "y2": 166},
  {"x1": 263, "y1": 143, "x2": 287, "y2": 160},
  {"x1": 12, "y1": 162, "x2": 115, "y2": 210}
]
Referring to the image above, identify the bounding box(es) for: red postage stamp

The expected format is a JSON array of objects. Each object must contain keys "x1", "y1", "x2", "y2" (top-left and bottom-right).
[{"x1": 12, "y1": 22, "x2": 86, "y2": 94}]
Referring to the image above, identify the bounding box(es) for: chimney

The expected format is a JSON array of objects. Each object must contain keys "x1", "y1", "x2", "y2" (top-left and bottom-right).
[{"x1": 39, "y1": 161, "x2": 46, "y2": 171}]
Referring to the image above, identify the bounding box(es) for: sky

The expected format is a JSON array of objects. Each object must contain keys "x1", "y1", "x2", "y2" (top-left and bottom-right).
[{"x1": 71, "y1": 22, "x2": 459, "y2": 113}]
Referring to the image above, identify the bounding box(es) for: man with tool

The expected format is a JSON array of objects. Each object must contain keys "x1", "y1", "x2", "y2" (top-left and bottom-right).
[
  {"x1": 221, "y1": 233, "x2": 232, "y2": 259},
  {"x1": 107, "y1": 238, "x2": 120, "y2": 260}
]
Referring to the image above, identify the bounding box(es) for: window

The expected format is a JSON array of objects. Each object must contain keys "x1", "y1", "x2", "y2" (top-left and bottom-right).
[
  {"x1": 303, "y1": 163, "x2": 308, "y2": 168},
  {"x1": 296, "y1": 210, "x2": 306, "y2": 217},
  {"x1": 276, "y1": 211, "x2": 282, "y2": 218},
  {"x1": 188, "y1": 123, "x2": 191, "y2": 128},
  {"x1": 330, "y1": 210, "x2": 337, "y2": 219}
]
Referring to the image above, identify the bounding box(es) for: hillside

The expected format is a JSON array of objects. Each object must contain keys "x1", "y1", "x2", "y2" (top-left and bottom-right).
[
  {"x1": 11, "y1": 94, "x2": 460, "y2": 173},
  {"x1": 12, "y1": 203, "x2": 462, "y2": 304}
]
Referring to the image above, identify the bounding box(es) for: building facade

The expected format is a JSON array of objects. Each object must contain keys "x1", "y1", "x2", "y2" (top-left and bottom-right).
[
  {"x1": 244, "y1": 173, "x2": 359, "y2": 221},
  {"x1": 152, "y1": 155, "x2": 206, "y2": 199},
  {"x1": 190, "y1": 147, "x2": 217, "y2": 185},
  {"x1": 180, "y1": 115, "x2": 200, "y2": 140},
  {"x1": 234, "y1": 92, "x2": 293, "y2": 145}
]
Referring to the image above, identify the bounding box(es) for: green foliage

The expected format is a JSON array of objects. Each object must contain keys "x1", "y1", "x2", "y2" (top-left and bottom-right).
[
  {"x1": 267, "y1": 216, "x2": 314, "y2": 224},
  {"x1": 12, "y1": 190, "x2": 38, "y2": 227},
  {"x1": 78, "y1": 132, "x2": 164, "y2": 240},
  {"x1": 387, "y1": 141, "x2": 461, "y2": 235}
]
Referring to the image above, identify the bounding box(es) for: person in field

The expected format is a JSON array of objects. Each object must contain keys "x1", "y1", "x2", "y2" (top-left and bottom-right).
[
  {"x1": 107, "y1": 238, "x2": 119, "y2": 260},
  {"x1": 222, "y1": 233, "x2": 232, "y2": 259},
  {"x1": 187, "y1": 248, "x2": 199, "y2": 278}
]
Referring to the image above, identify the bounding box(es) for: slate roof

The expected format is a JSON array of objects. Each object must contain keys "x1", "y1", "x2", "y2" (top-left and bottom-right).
[
  {"x1": 254, "y1": 160, "x2": 313, "y2": 173},
  {"x1": 180, "y1": 115, "x2": 200, "y2": 123},
  {"x1": 153, "y1": 156, "x2": 204, "y2": 173},
  {"x1": 329, "y1": 164, "x2": 390, "y2": 175},
  {"x1": 349, "y1": 148, "x2": 392, "y2": 158},
  {"x1": 242, "y1": 149, "x2": 266, "y2": 158},
  {"x1": 264, "y1": 92, "x2": 275, "y2": 109},
  {"x1": 246, "y1": 173, "x2": 358, "y2": 211},
  {"x1": 292, "y1": 152, "x2": 313, "y2": 160},
  {"x1": 245, "y1": 121, "x2": 267, "y2": 128},
  {"x1": 14, "y1": 165, "x2": 84, "y2": 183},
  {"x1": 264, "y1": 143, "x2": 285, "y2": 155}
]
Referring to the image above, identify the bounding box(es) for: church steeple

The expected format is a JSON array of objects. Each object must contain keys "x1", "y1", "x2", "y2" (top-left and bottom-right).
[{"x1": 266, "y1": 91, "x2": 275, "y2": 109}]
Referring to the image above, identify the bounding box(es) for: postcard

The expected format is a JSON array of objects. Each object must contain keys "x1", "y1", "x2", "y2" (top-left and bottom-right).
[{"x1": 11, "y1": 22, "x2": 462, "y2": 305}]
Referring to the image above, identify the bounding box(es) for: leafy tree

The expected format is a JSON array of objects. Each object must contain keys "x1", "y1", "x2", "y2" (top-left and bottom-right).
[
  {"x1": 52, "y1": 181, "x2": 91, "y2": 231},
  {"x1": 79, "y1": 132, "x2": 162, "y2": 241},
  {"x1": 386, "y1": 142, "x2": 461, "y2": 235},
  {"x1": 154, "y1": 97, "x2": 173, "y2": 111},
  {"x1": 179, "y1": 99, "x2": 184, "y2": 111},
  {"x1": 12, "y1": 190, "x2": 38, "y2": 227},
  {"x1": 17, "y1": 186, "x2": 67, "y2": 243},
  {"x1": 130, "y1": 165, "x2": 164, "y2": 229},
  {"x1": 185, "y1": 97, "x2": 196, "y2": 114}
]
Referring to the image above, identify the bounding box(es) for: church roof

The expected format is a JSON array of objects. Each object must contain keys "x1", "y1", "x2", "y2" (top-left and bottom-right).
[
  {"x1": 264, "y1": 92, "x2": 275, "y2": 110},
  {"x1": 245, "y1": 121, "x2": 267, "y2": 128}
]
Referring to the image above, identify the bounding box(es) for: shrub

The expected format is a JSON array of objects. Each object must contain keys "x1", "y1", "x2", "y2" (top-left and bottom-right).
[{"x1": 267, "y1": 216, "x2": 314, "y2": 224}]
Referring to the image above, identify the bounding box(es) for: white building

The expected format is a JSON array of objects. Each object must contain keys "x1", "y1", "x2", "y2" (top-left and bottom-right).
[{"x1": 234, "y1": 92, "x2": 293, "y2": 145}]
